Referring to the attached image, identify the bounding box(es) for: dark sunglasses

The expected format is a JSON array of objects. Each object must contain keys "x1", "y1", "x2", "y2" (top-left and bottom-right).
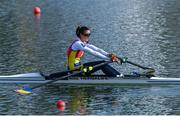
[{"x1": 82, "y1": 33, "x2": 91, "y2": 37}]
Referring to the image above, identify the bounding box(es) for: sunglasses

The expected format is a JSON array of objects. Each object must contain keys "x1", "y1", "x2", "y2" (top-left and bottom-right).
[{"x1": 82, "y1": 33, "x2": 91, "y2": 37}]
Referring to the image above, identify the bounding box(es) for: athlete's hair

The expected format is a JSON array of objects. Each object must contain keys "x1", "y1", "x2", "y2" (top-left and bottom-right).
[{"x1": 76, "y1": 26, "x2": 90, "y2": 37}]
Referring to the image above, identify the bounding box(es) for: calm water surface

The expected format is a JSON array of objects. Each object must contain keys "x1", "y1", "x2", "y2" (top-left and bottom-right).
[{"x1": 0, "y1": 0, "x2": 180, "y2": 115}]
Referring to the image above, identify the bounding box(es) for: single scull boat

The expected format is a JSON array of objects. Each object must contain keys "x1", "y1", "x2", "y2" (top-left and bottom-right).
[{"x1": 0, "y1": 72, "x2": 180, "y2": 85}]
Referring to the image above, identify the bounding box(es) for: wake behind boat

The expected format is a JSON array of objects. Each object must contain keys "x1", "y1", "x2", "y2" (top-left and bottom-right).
[{"x1": 1, "y1": 72, "x2": 180, "y2": 85}]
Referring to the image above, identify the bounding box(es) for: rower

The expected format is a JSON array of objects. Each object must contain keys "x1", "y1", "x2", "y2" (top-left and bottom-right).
[{"x1": 67, "y1": 25, "x2": 125, "y2": 76}]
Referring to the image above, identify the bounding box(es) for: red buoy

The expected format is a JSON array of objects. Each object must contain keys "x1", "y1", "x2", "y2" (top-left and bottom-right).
[
  {"x1": 56, "y1": 100, "x2": 65, "y2": 111},
  {"x1": 33, "y1": 7, "x2": 41, "y2": 16}
]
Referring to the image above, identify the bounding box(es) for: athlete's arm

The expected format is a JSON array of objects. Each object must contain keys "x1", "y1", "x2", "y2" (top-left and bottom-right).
[
  {"x1": 87, "y1": 44, "x2": 109, "y2": 56},
  {"x1": 72, "y1": 41, "x2": 110, "y2": 60}
]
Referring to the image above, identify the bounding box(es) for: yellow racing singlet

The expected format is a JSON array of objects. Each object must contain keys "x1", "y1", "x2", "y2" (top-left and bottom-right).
[{"x1": 67, "y1": 40, "x2": 84, "y2": 70}]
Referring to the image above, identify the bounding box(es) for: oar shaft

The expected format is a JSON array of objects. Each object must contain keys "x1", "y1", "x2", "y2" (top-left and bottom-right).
[
  {"x1": 32, "y1": 70, "x2": 82, "y2": 89},
  {"x1": 118, "y1": 57, "x2": 154, "y2": 70},
  {"x1": 126, "y1": 61, "x2": 149, "y2": 70},
  {"x1": 32, "y1": 60, "x2": 112, "y2": 89}
]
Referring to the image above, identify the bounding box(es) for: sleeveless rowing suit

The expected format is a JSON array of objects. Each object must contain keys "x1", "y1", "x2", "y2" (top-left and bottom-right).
[{"x1": 67, "y1": 37, "x2": 120, "y2": 76}]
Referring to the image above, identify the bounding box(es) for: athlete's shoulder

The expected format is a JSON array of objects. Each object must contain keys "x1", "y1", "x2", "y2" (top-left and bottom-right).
[{"x1": 72, "y1": 40, "x2": 86, "y2": 50}]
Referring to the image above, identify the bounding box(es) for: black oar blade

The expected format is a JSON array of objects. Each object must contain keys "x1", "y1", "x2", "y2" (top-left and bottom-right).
[
  {"x1": 146, "y1": 68, "x2": 155, "y2": 75},
  {"x1": 141, "y1": 68, "x2": 155, "y2": 76},
  {"x1": 15, "y1": 88, "x2": 32, "y2": 94}
]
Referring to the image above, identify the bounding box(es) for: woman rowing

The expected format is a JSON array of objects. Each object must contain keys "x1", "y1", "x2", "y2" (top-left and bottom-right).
[{"x1": 67, "y1": 25, "x2": 124, "y2": 76}]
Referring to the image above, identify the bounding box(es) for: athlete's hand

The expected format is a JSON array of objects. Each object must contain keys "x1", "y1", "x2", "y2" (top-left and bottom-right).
[{"x1": 108, "y1": 53, "x2": 119, "y2": 62}]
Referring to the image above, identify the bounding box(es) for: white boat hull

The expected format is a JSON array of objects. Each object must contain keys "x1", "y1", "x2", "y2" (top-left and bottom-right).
[{"x1": 0, "y1": 72, "x2": 180, "y2": 85}]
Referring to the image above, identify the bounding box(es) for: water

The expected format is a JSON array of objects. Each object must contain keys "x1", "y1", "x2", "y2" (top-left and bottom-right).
[{"x1": 0, "y1": 0, "x2": 179, "y2": 115}]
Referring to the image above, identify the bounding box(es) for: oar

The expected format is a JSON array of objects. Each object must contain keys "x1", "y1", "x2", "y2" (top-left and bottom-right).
[
  {"x1": 15, "y1": 60, "x2": 112, "y2": 94},
  {"x1": 118, "y1": 57, "x2": 155, "y2": 73},
  {"x1": 42, "y1": 68, "x2": 80, "y2": 80}
]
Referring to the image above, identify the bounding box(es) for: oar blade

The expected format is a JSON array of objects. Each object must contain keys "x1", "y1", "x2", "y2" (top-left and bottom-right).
[
  {"x1": 146, "y1": 68, "x2": 155, "y2": 75},
  {"x1": 15, "y1": 88, "x2": 32, "y2": 94}
]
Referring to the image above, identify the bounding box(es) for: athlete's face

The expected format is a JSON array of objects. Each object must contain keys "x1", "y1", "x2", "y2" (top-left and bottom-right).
[{"x1": 80, "y1": 30, "x2": 91, "y2": 43}]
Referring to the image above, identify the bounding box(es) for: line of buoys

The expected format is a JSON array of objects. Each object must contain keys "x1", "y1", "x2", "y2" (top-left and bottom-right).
[{"x1": 33, "y1": 6, "x2": 65, "y2": 112}]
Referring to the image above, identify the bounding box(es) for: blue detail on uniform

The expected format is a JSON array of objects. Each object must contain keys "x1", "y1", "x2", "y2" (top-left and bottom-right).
[
  {"x1": 81, "y1": 43, "x2": 85, "y2": 47},
  {"x1": 74, "y1": 62, "x2": 81, "y2": 67}
]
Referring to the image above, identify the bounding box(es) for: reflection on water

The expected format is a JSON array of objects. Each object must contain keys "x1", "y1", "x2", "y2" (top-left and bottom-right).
[
  {"x1": 2, "y1": 85, "x2": 178, "y2": 115},
  {"x1": 0, "y1": 0, "x2": 180, "y2": 115}
]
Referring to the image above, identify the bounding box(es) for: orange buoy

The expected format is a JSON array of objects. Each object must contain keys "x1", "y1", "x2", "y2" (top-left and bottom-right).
[
  {"x1": 33, "y1": 7, "x2": 41, "y2": 16},
  {"x1": 56, "y1": 100, "x2": 65, "y2": 111}
]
